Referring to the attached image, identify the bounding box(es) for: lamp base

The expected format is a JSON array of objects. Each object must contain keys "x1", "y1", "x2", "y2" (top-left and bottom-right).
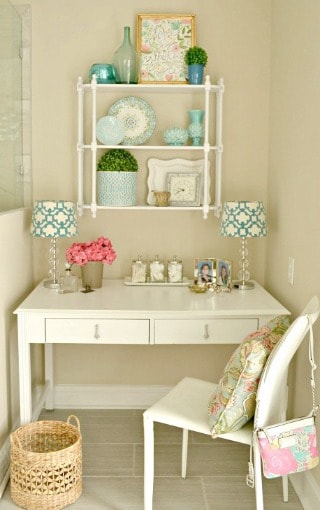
[
  {"x1": 43, "y1": 279, "x2": 60, "y2": 289},
  {"x1": 233, "y1": 280, "x2": 255, "y2": 290}
]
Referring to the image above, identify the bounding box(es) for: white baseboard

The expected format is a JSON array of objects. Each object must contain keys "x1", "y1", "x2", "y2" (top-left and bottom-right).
[
  {"x1": 53, "y1": 384, "x2": 172, "y2": 409},
  {"x1": 290, "y1": 471, "x2": 320, "y2": 510}
]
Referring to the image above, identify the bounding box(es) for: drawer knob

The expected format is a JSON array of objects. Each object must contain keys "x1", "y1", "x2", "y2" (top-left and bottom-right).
[
  {"x1": 94, "y1": 324, "x2": 100, "y2": 340},
  {"x1": 204, "y1": 324, "x2": 209, "y2": 340}
]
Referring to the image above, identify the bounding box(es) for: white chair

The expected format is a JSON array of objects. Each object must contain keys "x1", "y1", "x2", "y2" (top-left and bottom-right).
[{"x1": 143, "y1": 296, "x2": 320, "y2": 510}]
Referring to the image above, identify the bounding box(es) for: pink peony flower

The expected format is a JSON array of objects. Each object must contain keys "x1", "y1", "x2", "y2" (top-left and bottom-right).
[{"x1": 66, "y1": 236, "x2": 116, "y2": 266}]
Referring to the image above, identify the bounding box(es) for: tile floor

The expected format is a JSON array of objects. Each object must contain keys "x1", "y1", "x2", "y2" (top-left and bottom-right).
[{"x1": 1, "y1": 409, "x2": 304, "y2": 509}]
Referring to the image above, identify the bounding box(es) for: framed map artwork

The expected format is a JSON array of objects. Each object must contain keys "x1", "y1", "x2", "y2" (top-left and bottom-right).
[{"x1": 137, "y1": 14, "x2": 196, "y2": 84}]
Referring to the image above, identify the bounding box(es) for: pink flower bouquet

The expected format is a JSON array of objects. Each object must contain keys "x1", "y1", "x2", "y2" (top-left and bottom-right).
[{"x1": 66, "y1": 236, "x2": 116, "y2": 266}]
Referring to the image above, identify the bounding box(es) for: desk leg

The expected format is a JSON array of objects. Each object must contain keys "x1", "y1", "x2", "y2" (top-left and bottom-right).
[
  {"x1": 17, "y1": 315, "x2": 32, "y2": 425},
  {"x1": 45, "y1": 343, "x2": 54, "y2": 410}
]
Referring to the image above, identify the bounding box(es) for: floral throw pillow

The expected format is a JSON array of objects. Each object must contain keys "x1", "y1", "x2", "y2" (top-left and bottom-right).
[{"x1": 208, "y1": 315, "x2": 290, "y2": 437}]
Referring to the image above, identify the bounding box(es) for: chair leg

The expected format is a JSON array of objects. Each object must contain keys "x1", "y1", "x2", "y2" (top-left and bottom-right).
[
  {"x1": 253, "y1": 436, "x2": 264, "y2": 510},
  {"x1": 144, "y1": 414, "x2": 155, "y2": 510},
  {"x1": 282, "y1": 475, "x2": 289, "y2": 502},
  {"x1": 181, "y1": 428, "x2": 189, "y2": 478}
]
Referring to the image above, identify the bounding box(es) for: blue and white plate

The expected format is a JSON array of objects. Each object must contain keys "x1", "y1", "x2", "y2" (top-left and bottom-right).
[
  {"x1": 108, "y1": 96, "x2": 156, "y2": 145},
  {"x1": 96, "y1": 116, "x2": 125, "y2": 145}
]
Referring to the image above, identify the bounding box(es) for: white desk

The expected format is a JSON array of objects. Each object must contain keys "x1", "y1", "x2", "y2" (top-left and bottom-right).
[{"x1": 14, "y1": 279, "x2": 289, "y2": 424}]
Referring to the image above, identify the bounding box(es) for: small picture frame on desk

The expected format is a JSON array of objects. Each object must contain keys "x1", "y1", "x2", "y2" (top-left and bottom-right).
[
  {"x1": 216, "y1": 259, "x2": 232, "y2": 290},
  {"x1": 194, "y1": 258, "x2": 216, "y2": 285}
]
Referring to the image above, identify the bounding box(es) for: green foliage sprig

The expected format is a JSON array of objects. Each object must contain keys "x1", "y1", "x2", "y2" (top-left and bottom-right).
[
  {"x1": 185, "y1": 46, "x2": 208, "y2": 66},
  {"x1": 97, "y1": 149, "x2": 138, "y2": 172}
]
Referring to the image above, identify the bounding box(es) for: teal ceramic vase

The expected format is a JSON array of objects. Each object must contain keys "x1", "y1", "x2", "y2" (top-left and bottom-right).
[
  {"x1": 113, "y1": 26, "x2": 139, "y2": 84},
  {"x1": 97, "y1": 171, "x2": 137, "y2": 206},
  {"x1": 188, "y1": 110, "x2": 205, "y2": 146},
  {"x1": 188, "y1": 64, "x2": 204, "y2": 85}
]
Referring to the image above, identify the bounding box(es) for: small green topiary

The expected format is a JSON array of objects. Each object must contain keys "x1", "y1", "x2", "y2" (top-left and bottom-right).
[
  {"x1": 185, "y1": 46, "x2": 208, "y2": 66},
  {"x1": 97, "y1": 149, "x2": 138, "y2": 172}
]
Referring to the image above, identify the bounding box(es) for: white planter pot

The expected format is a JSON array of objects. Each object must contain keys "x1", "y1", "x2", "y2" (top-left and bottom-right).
[{"x1": 97, "y1": 171, "x2": 137, "y2": 206}]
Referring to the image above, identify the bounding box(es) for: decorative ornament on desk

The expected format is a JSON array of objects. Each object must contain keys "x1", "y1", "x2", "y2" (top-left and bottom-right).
[
  {"x1": 113, "y1": 26, "x2": 139, "y2": 84},
  {"x1": 188, "y1": 110, "x2": 205, "y2": 146},
  {"x1": 66, "y1": 236, "x2": 116, "y2": 289},
  {"x1": 163, "y1": 127, "x2": 188, "y2": 146}
]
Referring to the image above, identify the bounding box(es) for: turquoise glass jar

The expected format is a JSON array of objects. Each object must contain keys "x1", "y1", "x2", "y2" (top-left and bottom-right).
[{"x1": 89, "y1": 64, "x2": 116, "y2": 84}]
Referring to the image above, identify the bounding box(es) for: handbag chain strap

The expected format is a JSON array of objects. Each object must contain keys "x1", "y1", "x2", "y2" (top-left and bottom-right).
[
  {"x1": 308, "y1": 315, "x2": 319, "y2": 415},
  {"x1": 247, "y1": 314, "x2": 318, "y2": 488}
]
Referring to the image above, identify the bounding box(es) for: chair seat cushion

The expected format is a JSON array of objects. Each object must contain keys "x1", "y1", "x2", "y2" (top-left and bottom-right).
[{"x1": 208, "y1": 315, "x2": 290, "y2": 437}]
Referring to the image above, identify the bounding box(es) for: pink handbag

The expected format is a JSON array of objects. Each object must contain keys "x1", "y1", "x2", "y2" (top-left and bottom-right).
[
  {"x1": 257, "y1": 414, "x2": 318, "y2": 478},
  {"x1": 257, "y1": 318, "x2": 319, "y2": 478}
]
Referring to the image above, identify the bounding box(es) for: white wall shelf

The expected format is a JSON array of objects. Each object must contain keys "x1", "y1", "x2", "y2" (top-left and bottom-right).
[{"x1": 77, "y1": 75, "x2": 224, "y2": 219}]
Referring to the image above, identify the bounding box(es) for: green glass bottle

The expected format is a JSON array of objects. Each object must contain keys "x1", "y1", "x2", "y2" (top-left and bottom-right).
[{"x1": 113, "y1": 26, "x2": 139, "y2": 84}]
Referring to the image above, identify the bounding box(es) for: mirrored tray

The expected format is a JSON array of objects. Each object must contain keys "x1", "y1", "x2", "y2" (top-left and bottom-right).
[
  {"x1": 147, "y1": 158, "x2": 210, "y2": 205},
  {"x1": 124, "y1": 276, "x2": 191, "y2": 286}
]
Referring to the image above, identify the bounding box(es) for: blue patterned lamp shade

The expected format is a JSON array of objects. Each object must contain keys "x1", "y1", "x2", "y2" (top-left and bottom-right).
[
  {"x1": 31, "y1": 200, "x2": 78, "y2": 238},
  {"x1": 31, "y1": 201, "x2": 78, "y2": 289},
  {"x1": 220, "y1": 201, "x2": 267, "y2": 238}
]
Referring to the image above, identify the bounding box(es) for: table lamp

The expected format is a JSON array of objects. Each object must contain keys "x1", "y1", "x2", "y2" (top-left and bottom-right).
[
  {"x1": 31, "y1": 200, "x2": 78, "y2": 288},
  {"x1": 220, "y1": 201, "x2": 267, "y2": 290}
]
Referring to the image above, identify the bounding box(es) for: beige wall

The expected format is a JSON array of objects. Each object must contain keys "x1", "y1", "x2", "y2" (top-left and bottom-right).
[
  {"x1": 0, "y1": 210, "x2": 33, "y2": 455},
  {"x1": 267, "y1": 0, "x2": 320, "y2": 486},
  {"x1": 20, "y1": 0, "x2": 271, "y2": 385}
]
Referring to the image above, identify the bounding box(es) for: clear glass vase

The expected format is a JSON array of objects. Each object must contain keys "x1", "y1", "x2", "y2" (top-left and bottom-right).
[{"x1": 112, "y1": 26, "x2": 139, "y2": 84}]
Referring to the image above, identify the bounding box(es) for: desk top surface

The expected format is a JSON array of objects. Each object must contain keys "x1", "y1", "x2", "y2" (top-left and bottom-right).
[{"x1": 15, "y1": 279, "x2": 290, "y2": 318}]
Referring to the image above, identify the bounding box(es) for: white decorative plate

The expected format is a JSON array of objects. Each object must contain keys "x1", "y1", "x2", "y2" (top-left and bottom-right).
[
  {"x1": 147, "y1": 158, "x2": 211, "y2": 205},
  {"x1": 108, "y1": 96, "x2": 156, "y2": 145},
  {"x1": 96, "y1": 115, "x2": 125, "y2": 145}
]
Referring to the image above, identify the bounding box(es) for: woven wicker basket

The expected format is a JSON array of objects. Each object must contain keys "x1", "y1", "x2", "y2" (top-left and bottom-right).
[{"x1": 10, "y1": 415, "x2": 82, "y2": 510}]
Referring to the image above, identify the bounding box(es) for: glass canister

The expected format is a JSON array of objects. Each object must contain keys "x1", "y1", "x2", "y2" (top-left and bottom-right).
[
  {"x1": 131, "y1": 255, "x2": 147, "y2": 283},
  {"x1": 168, "y1": 255, "x2": 183, "y2": 283},
  {"x1": 150, "y1": 255, "x2": 165, "y2": 283}
]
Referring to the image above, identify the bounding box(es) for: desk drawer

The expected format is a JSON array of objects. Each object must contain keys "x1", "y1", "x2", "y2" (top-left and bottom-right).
[
  {"x1": 45, "y1": 319, "x2": 149, "y2": 344},
  {"x1": 154, "y1": 318, "x2": 258, "y2": 344}
]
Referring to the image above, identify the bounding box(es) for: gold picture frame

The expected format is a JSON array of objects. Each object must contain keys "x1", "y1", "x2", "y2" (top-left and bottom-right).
[{"x1": 137, "y1": 14, "x2": 196, "y2": 84}]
